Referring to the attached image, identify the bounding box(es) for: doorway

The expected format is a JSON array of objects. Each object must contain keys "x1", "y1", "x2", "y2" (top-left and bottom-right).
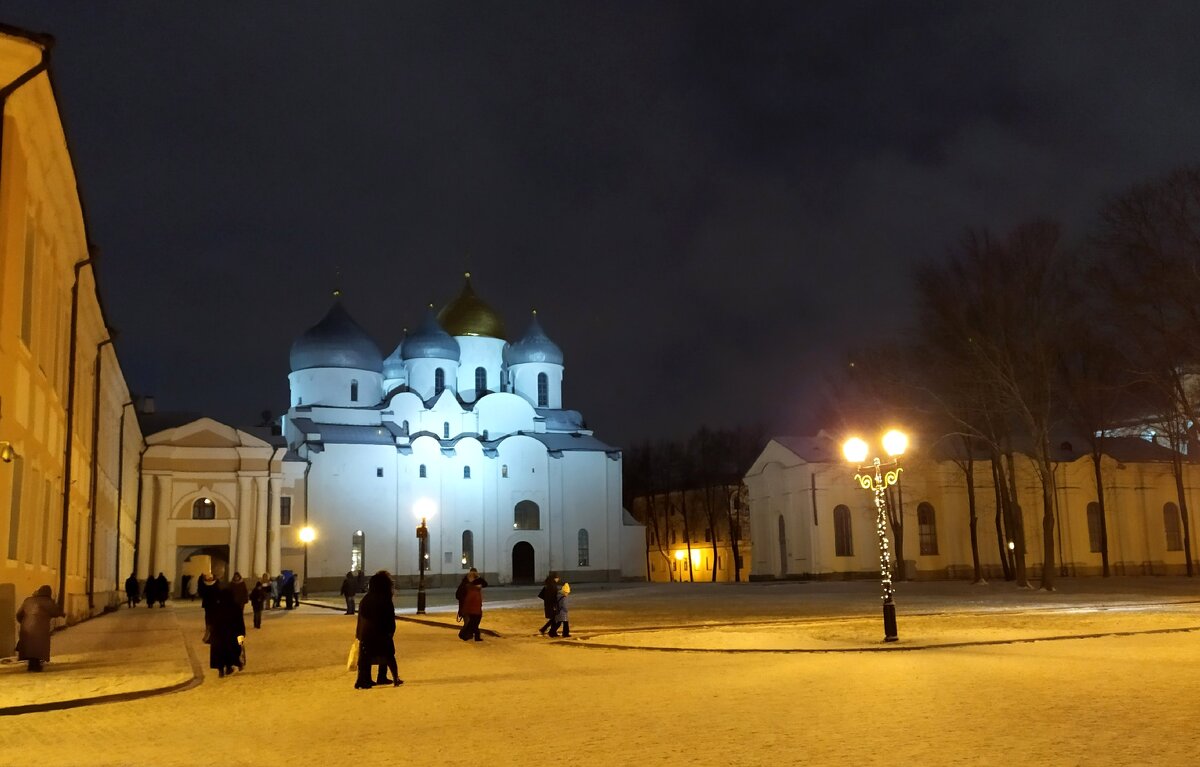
[{"x1": 511, "y1": 541, "x2": 535, "y2": 584}]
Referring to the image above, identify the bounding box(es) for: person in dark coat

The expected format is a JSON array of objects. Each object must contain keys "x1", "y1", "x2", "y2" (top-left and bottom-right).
[
  {"x1": 15, "y1": 585, "x2": 64, "y2": 671},
  {"x1": 455, "y1": 568, "x2": 488, "y2": 642},
  {"x1": 272, "y1": 574, "x2": 283, "y2": 608},
  {"x1": 181, "y1": 574, "x2": 193, "y2": 601},
  {"x1": 143, "y1": 575, "x2": 157, "y2": 608},
  {"x1": 549, "y1": 582, "x2": 571, "y2": 638},
  {"x1": 199, "y1": 572, "x2": 220, "y2": 640},
  {"x1": 249, "y1": 580, "x2": 267, "y2": 629},
  {"x1": 537, "y1": 572, "x2": 560, "y2": 635},
  {"x1": 154, "y1": 572, "x2": 169, "y2": 607},
  {"x1": 209, "y1": 587, "x2": 243, "y2": 678},
  {"x1": 124, "y1": 574, "x2": 140, "y2": 608},
  {"x1": 354, "y1": 570, "x2": 401, "y2": 689},
  {"x1": 229, "y1": 572, "x2": 249, "y2": 636},
  {"x1": 340, "y1": 571, "x2": 357, "y2": 615},
  {"x1": 281, "y1": 571, "x2": 297, "y2": 609}
]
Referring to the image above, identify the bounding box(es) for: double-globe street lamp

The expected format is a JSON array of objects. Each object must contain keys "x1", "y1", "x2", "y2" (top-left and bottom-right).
[
  {"x1": 842, "y1": 429, "x2": 908, "y2": 643},
  {"x1": 414, "y1": 498, "x2": 436, "y2": 614}
]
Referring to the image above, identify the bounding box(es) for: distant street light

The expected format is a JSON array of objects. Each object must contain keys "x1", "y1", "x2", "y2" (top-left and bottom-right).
[
  {"x1": 843, "y1": 430, "x2": 907, "y2": 642},
  {"x1": 414, "y1": 498, "x2": 436, "y2": 614},
  {"x1": 299, "y1": 526, "x2": 316, "y2": 598}
]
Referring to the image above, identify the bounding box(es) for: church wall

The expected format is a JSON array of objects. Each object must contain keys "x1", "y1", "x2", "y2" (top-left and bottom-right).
[
  {"x1": 288, "y1": 368, "x2": 383, "y2": 409},
  {"x1": 405, "y1": 358, "x2": 458, "y2": 401},
  {"x1": 472, "y1": 393, "x2": 538, "y2": 438},
  {"x1": 454, "y1": 336, "x2": 505, "y2": 402},
  {"x1": 509, "y1": 363, "x2": 562, "y2": 409}
]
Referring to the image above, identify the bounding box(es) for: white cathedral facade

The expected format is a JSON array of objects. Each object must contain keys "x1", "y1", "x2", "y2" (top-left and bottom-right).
[{"x1": 134, "y1": 276, "x2": 645, "y2": 594}]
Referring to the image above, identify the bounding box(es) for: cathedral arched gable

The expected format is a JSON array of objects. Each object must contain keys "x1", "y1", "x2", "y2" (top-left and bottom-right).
[
  {"x1": 384, "y1": 391, "x2": 425, "y2": 423},
  {"x1": 474, "y1": 393, "x2": 537, "y2": 437}
]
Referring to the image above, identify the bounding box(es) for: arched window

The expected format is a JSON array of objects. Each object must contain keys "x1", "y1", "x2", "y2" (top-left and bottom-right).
[
  {"x1": 833, "y1": 505, "x2": 853, "y2": 557},
  {"x1": 462, "y1": 530, "x2": 474, "y2": 569},
  {"x1": 435, "y1": 368, "x2": 445, "y2": 395},
  {"x1": 192, "y1": 497, "x2": 216, "y2": 520},
  {"x1": 419, "y1": 464, "x2": 427, "y2": 478},
  {"x1": 350, "y1": 379, "x2": 359, "y2": 402},
  {"x1": 1164, "y1": 502, "x2": 1184, "y2": 551},
  {"x1": 463, "y1": 466, "x2": 471, "y2": 479},
  {"x1": 917, "y1": 502, "x2": 938, "y2": 555},
  {"x1": 514, "y1": 500, "x2": 540, "y2": 530},
  {"x1": 475, "y1": 366, "x2": 487, "y2": 393},
  {"x1": 537, "y1": 372, "x2": 549, "y2": 407},
  {"x1": 443, "y1": 422, "x2": 450, "y2": 439},
  {"x1": 1086, "y1": 502, "x2": 1104, "y2": 553},
  {"x1": 402, "y1": 420, "x2": 409, "y2": 433},
  {"x1": 501, "y1": 464, "x2": 508, "y2": 478},
  {"x1": 578, "y1": 528, "x2": 590, "y2": 567}
]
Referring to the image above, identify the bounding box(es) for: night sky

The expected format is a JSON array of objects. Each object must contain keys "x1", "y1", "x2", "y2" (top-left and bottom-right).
[{"x1": 6, "y1": 2, "x2": 1200, "y2": 447}]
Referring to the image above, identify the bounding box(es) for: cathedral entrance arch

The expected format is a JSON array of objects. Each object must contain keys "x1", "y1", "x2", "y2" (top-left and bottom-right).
[
  {"x1": 177, "y1": 545, "x2": 230, "y2": 597},
  {"x1": 511, "y1": 542, "x2": 535, "y2": 584}
]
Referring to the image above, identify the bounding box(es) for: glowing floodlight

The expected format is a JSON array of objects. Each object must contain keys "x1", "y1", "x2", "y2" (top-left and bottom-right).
[
  {"x1": 843, "y1": 437, "x2": 869, "y2": 464},
  {"x1": 299, "y1": 526, "x2": 316, "y2": 544},
  {"x1": 882, "y1": 430, "x2": 908, "y2": 457},
  {"x1": 414, "y1": 497, "x2": 436, "y2": 522}
]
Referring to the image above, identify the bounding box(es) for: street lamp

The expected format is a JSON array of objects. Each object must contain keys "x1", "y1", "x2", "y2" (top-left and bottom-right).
[
  {"x1": 843, "y1": 429, "x2": 907, "y2": 642},
  {"x1": 299, "y1": 526, "x2": 316, "y2": 598},
  {"x1": 414, "y1": 498, "x2": 435, "y2": 614}
]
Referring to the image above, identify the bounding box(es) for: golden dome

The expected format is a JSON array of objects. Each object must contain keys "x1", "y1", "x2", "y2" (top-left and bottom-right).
[{"x1": 437, "y1": 273, "x2": 507, "y2": 338}]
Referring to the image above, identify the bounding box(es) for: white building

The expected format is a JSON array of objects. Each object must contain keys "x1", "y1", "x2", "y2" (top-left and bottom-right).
[
  {"x1": 745, "y1": 433, "x2": 1200, "y2": 581},
  {"x1": 135, "y1": 275, "x2": 645, "y2": 592}
]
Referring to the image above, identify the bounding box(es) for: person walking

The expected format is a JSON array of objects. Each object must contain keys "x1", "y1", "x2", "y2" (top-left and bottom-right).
[
  {"x1": 340, "y1": 571, "x2": 357, "y2": 615},
  {"x1": 124, "y1": 573, "x2": 140, "y2": 608},
  {"x1": 260, "y1": 573, "x2": 273, "y2": 610},
  {"x1": 282, "y1": 571, "x2": 297, "y2": 609},
  {"x1": 354, "y1": 570, "x2": 401, "y2": 689},
  {"x1": 229, "y1": 572, "x2": 249, "y2": 636},
  {"x1": 154, "y1": 572, "x2": 169, "y2": 607},
  {"x1": 271, "y1": 574, "x2": 282, "y2": 609},
  {"x1": 455, "y1": 568, "x2": 488, "y2": 642},
  {"x1": 199, "y1": 572, "x2": 220, "y2": 642},
  {"x1": 143, "y1": 574, "x2": 157, "y2": 608},
  {"x1": 249, "y1": 579, "x2": 267, "y2": 629},
  {"x1": 537, "y1": 572, "x2": 560, "y2": 635},
  {"x1": 209, "y1": 587, "x2": 243, "y2": 678},
  {"x1": 181, "y1": 574, "x2": 193, "y2": 601},
  {"x1": 549, "y1": 582, "x2": 571, "y2": 638},
  {"x1": 15, "y1": 585, "x2": 64, "y2": 672}
]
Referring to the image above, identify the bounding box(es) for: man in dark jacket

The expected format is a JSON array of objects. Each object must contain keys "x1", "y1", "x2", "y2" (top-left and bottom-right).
[
  {"x1": 455, "y1": 568, "x2": 488, "y2": 642},
  {"x1": 537, "y1": 572, "x2": 559, "y2": 635},
  {"x1": 154, "y1": 572, "x2": 169, "y2": 607},
  {"x1": 340, "y1": 571, "x2": 357, "y2": 615},
  {"x1": 124, "y1": 574, "x2": 140, "y2": 608}
]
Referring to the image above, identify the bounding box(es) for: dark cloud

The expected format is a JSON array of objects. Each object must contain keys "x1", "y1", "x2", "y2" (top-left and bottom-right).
[{"x1": 6, "y1": 2, "x2": 1200, "y2": 445}]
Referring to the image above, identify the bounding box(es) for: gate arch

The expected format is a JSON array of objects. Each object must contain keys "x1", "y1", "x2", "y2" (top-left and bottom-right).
[{"x1": 511, "y1": 541, "x2": 535, "y2": 584}]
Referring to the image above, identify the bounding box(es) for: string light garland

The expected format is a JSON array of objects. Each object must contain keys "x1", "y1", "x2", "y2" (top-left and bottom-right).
[{"x1": 845, "y1": 431, "x2": 906, "y2": 643}]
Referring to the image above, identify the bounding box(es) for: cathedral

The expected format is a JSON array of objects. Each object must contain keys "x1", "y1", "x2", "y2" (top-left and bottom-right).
[{"x1": 134, "y1": 275, "x2": 645, "y2": 594}]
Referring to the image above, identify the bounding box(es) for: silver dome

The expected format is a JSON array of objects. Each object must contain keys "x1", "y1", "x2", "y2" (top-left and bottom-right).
[
  {"x1": 289, "y1": 302, "x2": 383, "y2": 373},
  {"x1": 506, "y1": 312, "x2": 563, "y2": 366},
  {"x1": 401, "y1": 306, "x2": 461, "y2": 361}
]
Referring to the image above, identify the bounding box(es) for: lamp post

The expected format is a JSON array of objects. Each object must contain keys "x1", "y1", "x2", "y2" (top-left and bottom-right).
[
  {"x1": 299, "y1": 526, "x2": 316, "y2": 598},
  {"x1": 843, "y1": 430, "x2": 908, "y2": 643},
  {"x1": 414, "y1": 498, "x2": 435, "y2": 614}
]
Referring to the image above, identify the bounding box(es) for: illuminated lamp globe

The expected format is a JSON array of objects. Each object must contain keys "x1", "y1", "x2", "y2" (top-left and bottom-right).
[
  {"x1": 299, "y1": 526, "x2": 316, "y2": 544},
  {"x1": 843, "y1": 437, "x2": 869, "y2": 464},
  {"x1": 882, "y1": 430, "x2": 908, "y2": 457},
  {"x1": 674, "y1": 550, "x2": 686, "y2": 561},
  {"x1": 414, "y1": 497, "x2": 436, "y2": 522}
]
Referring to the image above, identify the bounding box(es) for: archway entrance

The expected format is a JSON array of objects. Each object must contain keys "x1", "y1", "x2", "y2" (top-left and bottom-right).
[
  {"x1": 177, "y1": 545, "x2": 230, "y2": 598},
  {"x1": 511, "y1": 541, "x2": 535, "y2": 584}
]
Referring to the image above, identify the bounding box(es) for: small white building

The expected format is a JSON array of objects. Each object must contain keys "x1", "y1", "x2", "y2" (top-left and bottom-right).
[{"x1": 745, "y1": 433, "x2": 1200, "y2": 581}]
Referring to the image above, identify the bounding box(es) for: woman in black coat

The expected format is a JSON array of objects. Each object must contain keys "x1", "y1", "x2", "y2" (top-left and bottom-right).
[
  {"x1": 537, "y1": 572, "x2": 560, "y2": 635},
  {"x1": 354, "y1": 570, "x2": 401, "y2": 689},
  {"x1": 209, "y1": 587, "x2": 243, "y2": 678}
]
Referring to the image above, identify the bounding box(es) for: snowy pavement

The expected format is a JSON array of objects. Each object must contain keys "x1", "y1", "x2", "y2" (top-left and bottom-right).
[{"x1": 2, "y1": 578, "x2": 1199, "y2": 766}]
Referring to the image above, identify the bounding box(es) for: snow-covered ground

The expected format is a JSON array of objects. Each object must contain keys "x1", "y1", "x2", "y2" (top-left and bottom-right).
[{"x1": 2, "y1": 578, "x2": 1198, "y2": 766}]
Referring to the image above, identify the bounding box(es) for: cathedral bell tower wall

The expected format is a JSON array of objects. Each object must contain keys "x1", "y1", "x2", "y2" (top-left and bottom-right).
[
  {"x1": 405, "y1": 358, "x2": 460, "y2": 401},
  {"x1": 454, "y1": 336, "x2": 506, "y2": 402},
  {"x1": 509, "y1": 362, "x2": 564, "y2": 409},
  {"x1": 288, "y1": 368, "x2": 383, "y2": 408}
]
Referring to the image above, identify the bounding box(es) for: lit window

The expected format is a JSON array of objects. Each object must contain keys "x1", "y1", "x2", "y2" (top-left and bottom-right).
[
  {"x1": 918, "y1": 502, "x2": 938, "y2": 555},
  {"x1": 537, "y1": 372, "x2": 548, "y2": 407},
  {"x1": 192, "y1": 497, "x2": 216, "y2": 520},
  {"x1": 351, "y1": 530, "x2": 364, "y2": 573},
  {"x1": 514, "y1": 500, "x2": 540, "y2": 530},
  {"x1": 834, "y1": 505, "x2": 853, "y2": 557}
]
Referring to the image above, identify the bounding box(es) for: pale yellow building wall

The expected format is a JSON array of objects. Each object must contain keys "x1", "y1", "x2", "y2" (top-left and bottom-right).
[{"x1": 0, "y1": 30, "x2": 144, "y2": 625}]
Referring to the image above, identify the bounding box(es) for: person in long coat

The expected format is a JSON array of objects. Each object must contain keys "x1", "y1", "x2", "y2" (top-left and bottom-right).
[
  {"x1": 208, "y1": 587, "x2": 243, "y2": 678},
  {"x1": 340, "y1": 571, "x2": 357, "y2": 615},
  {"x1": 153, "y1": 572, "x2": 169, "y2": 607},
  {"x1": 15, "y1": 585, "x2": 64, "y2": 671},
  {"x1": 199, "y1": 572, "x2": 220, "y2": 640},
  {"x1": 229, "y1": 572, "x2": 249, "y2": 636},
  {"x1": 124, "y1": 574, "x2": 140, "y2": 608},
  {"x1": 455, "y1": 568, "x2": 488, "y2": 642},
  {"x1": 550, "y1": 582, "x2": 571, "y2": 638},
  {"x1": 249, "y1": 580, "x2": 267, "y2": 629},
  {"x1": 143, "y1": 575, "x2": 158, "y2": 608},
  {"x1": 354, "y1": 570, "x2": 401, "y2": 689},
  {"x1": 537, "y1": 572, "x2": 560, "y2": 635}
]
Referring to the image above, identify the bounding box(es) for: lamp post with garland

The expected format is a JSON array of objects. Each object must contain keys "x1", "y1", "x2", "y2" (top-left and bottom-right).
[
  {"x1": 414, "y1": 498, "x2": 435, "y2": 614},
  {"x1": 842, "y1": 430, "x2": 908, "y2": 643}
]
